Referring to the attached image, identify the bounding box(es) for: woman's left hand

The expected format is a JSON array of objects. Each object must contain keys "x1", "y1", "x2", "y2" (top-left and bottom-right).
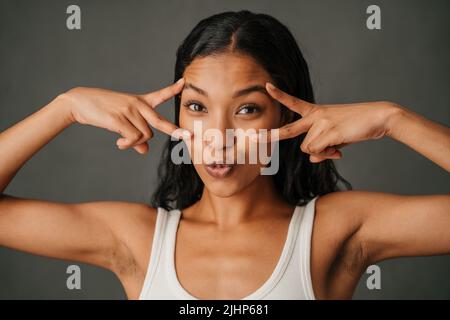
[{"x1": 259, "y1": 82, "x2": 402, "y2": 163}]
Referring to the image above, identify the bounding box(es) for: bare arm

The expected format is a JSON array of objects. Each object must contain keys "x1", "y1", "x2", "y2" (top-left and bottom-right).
[
  {"x1": 0, "y1": 80, "x2": 187, "y2": 273},
  {"x1": 264, "y1": 84, "x2": 450, "y2": 297},
  {"x1": 385, "y1": 104, "x2": 450, "y2": 172},
  {"x1": 260, "y1": 84, "x2": 450, "y2": 260},
  {"x1": 339, "y1": 107, "x2": 450, "y2": 266},
  {"x1": 357, "y1": 103, "x2": 450, "y2": 262},
  {"x1": 312, "y1": 190, "x2": 450, "y2": 299},
  {"x1": 0, "y1": 98, "x2": 73, "y2": 192},
  {"x1": 259, "y1": 83, "x2": 450, "y2": 171},
  {"x1": 330, "y1": 106, "x2": 450, "y2": 264},
  {"x1": 344, "y1": 191, "x2": 450, "y2": 264},
  {"x1": 0, "y1": 196, "x2": 155, "y2": 272}
]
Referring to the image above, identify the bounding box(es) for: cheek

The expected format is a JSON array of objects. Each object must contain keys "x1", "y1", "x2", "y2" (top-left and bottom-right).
[
  {"x1": 236, "y1": 109, "x2": 282, "y2": 133},
  {"x1": 178, "y1": 108, "x2": 190, "y2": 130},
  {"x1": 235, "y1": 111, "x2": 282, "y2": 159},
  {"x1": 266, "y1": 107, "x2": 283, "y2": 129}
]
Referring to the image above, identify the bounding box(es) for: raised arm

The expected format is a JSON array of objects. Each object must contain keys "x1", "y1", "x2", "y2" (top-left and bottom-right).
[
  {"x1": 352, "y1": 106, "x2": 450, "y2": 263},
  {"x1": 0, "y1": 80, "x2": 188, "y2": 274},
  {"x1": 384, "y1": 104, "x2": 450, "y2": 172},
  {"x1": 258, "y1": 83, "x2": 450, "y2": 293},
  {"x1": 258, "y1": 82, "x2": 450, "y2": 172}
]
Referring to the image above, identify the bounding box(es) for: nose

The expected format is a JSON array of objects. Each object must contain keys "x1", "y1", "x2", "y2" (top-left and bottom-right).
[{"x1": 202, "y1": 113, "x2": 235, "y2": 152}]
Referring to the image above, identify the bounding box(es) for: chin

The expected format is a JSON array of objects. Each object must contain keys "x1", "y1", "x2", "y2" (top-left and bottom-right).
[{"x1": 203, "y1": 179, "x2": 244, "y2": 198}]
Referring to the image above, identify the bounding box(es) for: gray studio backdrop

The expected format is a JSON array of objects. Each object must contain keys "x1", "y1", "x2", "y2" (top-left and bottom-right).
[{"x1": 0, "y1": 0, "x2": 449, "y2": 299}]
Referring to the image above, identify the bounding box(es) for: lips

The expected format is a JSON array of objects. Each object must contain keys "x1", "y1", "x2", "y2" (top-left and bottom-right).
[{"x1": 204, "y1": 162, "x2": 235, "y2": 178}]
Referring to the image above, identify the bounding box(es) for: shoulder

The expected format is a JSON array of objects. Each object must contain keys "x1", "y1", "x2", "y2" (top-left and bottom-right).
[
  {"x1": 314, "y1": 189, "x2": 389, "y2": 224},
  {"x1": 313, "y1": 190, "x2": 397, "y2": 244},
  {"x1": 312, "y1": 190, "x2": 368, "y2": 244},
  {"x1": 74, "y1": 201, "x2": 159, "y2": 276},
  {"x1": 73, "y1": 200, "x2": 158, "y2": 232},
  {"x1": 311, "y1": 190, "x2": 382, "y2": 298}
]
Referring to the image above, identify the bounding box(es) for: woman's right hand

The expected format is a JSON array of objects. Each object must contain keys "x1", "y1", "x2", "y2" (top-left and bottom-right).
[{"x1": 59, "y1": 78, "x2": 190, "y2": 154}]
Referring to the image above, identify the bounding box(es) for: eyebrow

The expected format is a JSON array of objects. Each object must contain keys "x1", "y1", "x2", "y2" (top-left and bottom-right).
[{"x1": 184, "y1": 82, "x2": 270, "y2": 99}]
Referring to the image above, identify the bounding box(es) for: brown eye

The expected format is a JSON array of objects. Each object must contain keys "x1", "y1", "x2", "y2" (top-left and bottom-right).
[
  {"x1": 188, "y1": 103, "x2": 203, "y2": 112},
  {"x1": 183, "y1": 101, "x2": 207, "y2": 113},
  {"x1": 237, "y1": 104, "x2": 261, "y2": 115}
]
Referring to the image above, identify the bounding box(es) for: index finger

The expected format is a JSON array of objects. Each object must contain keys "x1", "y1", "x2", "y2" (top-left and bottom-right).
[
  {"x1": 266, "y1": 82, "x2": 315, "y2": 116},
  {"x1": 252, "y1": 118, "x2": 312, "y2": 143},
  {"x1": 138, "y1": 105, "x2": 191, "y2": 140},
  {"x1": 141, "y1": 78, "x2": 185, "y2": 108}
]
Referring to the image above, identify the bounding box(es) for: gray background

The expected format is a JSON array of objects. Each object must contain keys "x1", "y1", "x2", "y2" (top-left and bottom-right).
[{"x1": 0, "y1": 0, "x2": 449, "y2": 299}]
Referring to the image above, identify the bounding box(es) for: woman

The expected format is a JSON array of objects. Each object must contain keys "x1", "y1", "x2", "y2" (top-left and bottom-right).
[{"x1": 0, "y1": 10, "x2": 449, "y2": 300}]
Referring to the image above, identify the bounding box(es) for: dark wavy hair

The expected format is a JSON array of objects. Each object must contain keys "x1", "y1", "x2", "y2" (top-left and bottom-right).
[{"x1": 151, "y1": 10, "x2": 352, "y2": 210}]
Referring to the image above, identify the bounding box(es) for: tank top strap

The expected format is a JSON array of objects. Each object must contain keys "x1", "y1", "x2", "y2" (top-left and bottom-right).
[
  {"x1": 297, "y1": 195, "x2": 319, "y2": 300},
  {"x1": 138, "y1": 206, "x2": 181, "y2": 299}
]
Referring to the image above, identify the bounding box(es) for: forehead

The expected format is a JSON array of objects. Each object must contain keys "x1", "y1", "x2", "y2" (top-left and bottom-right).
[{"x1": 183, "y1": 53, "x2": 272, "y2": 94}]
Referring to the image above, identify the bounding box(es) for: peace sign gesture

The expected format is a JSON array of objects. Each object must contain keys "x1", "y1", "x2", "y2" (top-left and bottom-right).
[
  {"x1": 64, "y1": 78, "x2": 191, "y2": 154},
  {"x1": 256, "y1": 83, "x2": 400, "y2": 163}
]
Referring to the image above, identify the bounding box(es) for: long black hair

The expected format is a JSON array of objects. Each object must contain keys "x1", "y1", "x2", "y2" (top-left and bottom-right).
[{"x1": 151, "y1": 10, "x2": 352, "y2": 210}]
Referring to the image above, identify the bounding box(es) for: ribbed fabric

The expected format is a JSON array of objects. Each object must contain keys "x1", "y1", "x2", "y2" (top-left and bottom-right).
[{"x1": 139, "y1": 196, "x2": 318, "y2": 300}]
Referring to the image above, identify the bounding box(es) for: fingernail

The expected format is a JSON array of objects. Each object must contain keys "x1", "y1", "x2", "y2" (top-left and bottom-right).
[
  {"x1": 180, "y1": 129, "x2": 191, "y2": 139},
  {"x1": 176, "y1": 78, "x2": 184, "y2": 85},
  {"x1": 182, "y1": 130, "x2": 190, "y2": 138},
  {"x1": 266, "y1": 82, "x2": 276, "y2": 90},
  {"x1": 326, "y1": 147, "x2": 336, "y2": 155},
  {"x1": 117, "y1": 139, "x2": 127, "y2": 145}
]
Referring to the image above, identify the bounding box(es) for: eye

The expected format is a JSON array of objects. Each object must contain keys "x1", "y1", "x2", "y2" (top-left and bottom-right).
[
  {"x1": 237, "y1": 104, "x2": 261, "y2": 115},
  {"x1": 183, "y1": 100, "x2": 207, "y2": 113}
]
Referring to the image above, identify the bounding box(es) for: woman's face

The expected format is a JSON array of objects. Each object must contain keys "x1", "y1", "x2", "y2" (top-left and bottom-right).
[{"x1": 179, "y1": 52, "x2": 283, "y2": 197}]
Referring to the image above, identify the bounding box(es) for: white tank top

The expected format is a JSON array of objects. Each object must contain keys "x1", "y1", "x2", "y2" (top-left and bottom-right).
[{"x1": 139, "y1": 195, "x2": 318, "y2": 300}]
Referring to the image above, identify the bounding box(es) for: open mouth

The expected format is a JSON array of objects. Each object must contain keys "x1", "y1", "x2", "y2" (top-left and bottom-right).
[{"x1": 204, "y1": 162, "x2": 235, "y2": 178}]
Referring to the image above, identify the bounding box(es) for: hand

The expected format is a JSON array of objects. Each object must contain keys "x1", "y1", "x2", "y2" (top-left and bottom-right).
[
  {"x1": 59, "y1": 78, "x2": 191, "y2": 154},
  {"x1": 257, "y1": 82, "x2": 400, "y2": 163}
]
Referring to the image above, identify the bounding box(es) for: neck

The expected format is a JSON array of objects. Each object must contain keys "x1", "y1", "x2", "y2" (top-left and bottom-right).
[{"x1": 188, "y1": 175, "x2": 293, "y2": 229}]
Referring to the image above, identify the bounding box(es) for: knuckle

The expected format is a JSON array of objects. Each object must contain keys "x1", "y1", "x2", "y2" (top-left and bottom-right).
[
  {"x1": 130, "y1": 131, "x2": 143, "y2": 142},
  {"x1": 152, "y1": 122, "x2": 163, "y2": 132},
  {"x1": 142, "y1": 128, "x2": 152, "y2": 140},
  {"x1": 283, "y1": 125, "x2": 292, "y2": 134},
  {"x1": 61, "y1": 87, "x2": 86, "y2": 101},
  {"x1": 329, "y1": 128, "x2": 341, "y2": 141},
  {"x1": 290, "y1": 96, "x2": 298, "y2": 106},
  {"x1": 135, "y1": 98, "x2": 148, "y2": 110},
  {"x1": 300, "y1": 143, "x2": 309, "y2": 153},
  {"x1": 144, "y1": 94, "x2": 156, "y2": 107},
  {"x1": 317, "y1": 117, "x2": 332, "y2": 128},
  {"x1": 108, "y1": 115, "x2": 122, "y2": 127},
  {"x1": 308, "y1": 144, "x2": 319, "y2": 153},
  {"x1": 129, "y1": 95, "x2": 140, "y2": 104},
  {"x1": 68, "y1": 86, "x2": 86, "y2": 94},
  {"x1": 150, "y1": 93, "x2": 162, "y2": 106},
  {"x1": 311, "y1": 107, "x2": 324, "y2": 117},
  {"x1": 155, "y1": 113, "x2": 163, "y2": 121},
  {"x1": 124, "y1": 102, "x2": 136, "y2": 114},
  {"x1": 135, "y1": 130, "x2": 144, "y2": 139}
]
